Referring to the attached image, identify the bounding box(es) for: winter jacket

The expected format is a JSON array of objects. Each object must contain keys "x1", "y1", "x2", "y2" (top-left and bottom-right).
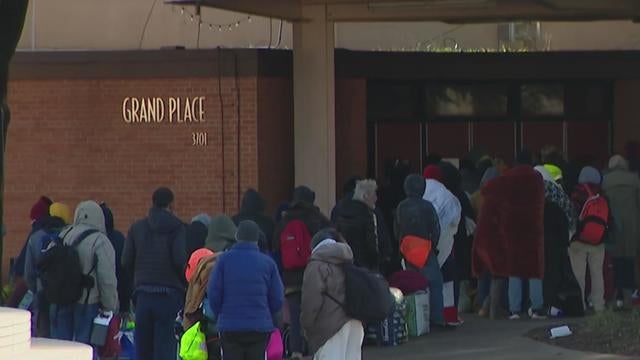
[
  {"x1": 395, "y1": 174, "x2": 441, "y2": 258},
  {"x1": 542, "y1": 180, "x2": 576, "y2": 235},
  {"x1": 301, "y1": 242, "x2": 354, "y2": 354},
  {"x1": 205, "y1": 215, "x2": 237, "y2": 253},
  {"x1": 333, "y1": 193, "x2": 393, "y2": 271},
  {"x1": 208, "y1": 242, "x2": 284, "y2": 332},
  {"x1": 424, "y1": 179, "x2": 461, "y2": 266},
  {"x1": 602, "y1": 169, "x2": 640, "y2": 257},
  {"x1": 472, "y1": 165, "x2": 545, "y2": 279},
  {"x1": 232, "y1": 189, "x2": 276, "y2": 252},
  {"x1": 101, "y1": 204, "x2": 133, "y2": 313},
  {"x1": 183, "y1": 254, "x2": 217, "y2": 331},
  {"x1": 59, "y1": 201, "x2": 118, "y2": 311},
  {"x1": 543, "y1": 201, "x2": 571, "y2": 309},
  {"x1": 123, "y1": 207, "x2": 187, "y2": 291},
  {"x1": 273, "y1": 202, "x2": 331, "y2": 290},
  {"x1": 24, "y1": 216, "x2": 66, "y2": 293},
  {"x1": 15, "y1": 217, "x2": 48, "y2": 279},
  {"x1": 334, "y1": 198, "x2": 379, "y2": 271}
]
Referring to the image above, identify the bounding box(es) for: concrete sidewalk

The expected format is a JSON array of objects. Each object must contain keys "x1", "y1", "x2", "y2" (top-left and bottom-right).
[{"x1": 364, "y1": 315, "x2": 630, "y2": 360}]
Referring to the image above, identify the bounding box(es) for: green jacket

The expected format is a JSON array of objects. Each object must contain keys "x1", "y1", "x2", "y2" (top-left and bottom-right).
[{"x1": 602, "y1": 169, "x2": 640, "y2": 257}]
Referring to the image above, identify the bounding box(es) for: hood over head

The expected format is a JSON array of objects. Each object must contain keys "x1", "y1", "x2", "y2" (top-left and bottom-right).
[
  {"x1": 404, "y1": 174, "x2": 426, "y2": 198},
  {"x1": 147, "y1": 206, "x2": 183, "y2": 234},
  {"x1": 74, "y1": 200, "x2": 107, "y2": 234},
  {"x1": 534, "y1": 165, "x2": 554, "y2": 182},
  {"x1": 206, "y1": 214, "x2": 237, "y2": 252},
  {"x1": 239, "y1": 189, "x2": 266, "y2": 215},
  {"x1": 310, "y1": 241, "x2": 353, "y2": 264},
  {"x1": 191, "y1": 213, "x2": 211, "y2": 227}
]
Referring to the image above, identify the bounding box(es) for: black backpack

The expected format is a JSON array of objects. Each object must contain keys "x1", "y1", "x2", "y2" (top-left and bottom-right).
[
  {"x1": 325, "y1": 263, "x2": 394, "y2": 323},
  {"x1": 37, "y1": 228, "x2": 99, "y2": 306}
]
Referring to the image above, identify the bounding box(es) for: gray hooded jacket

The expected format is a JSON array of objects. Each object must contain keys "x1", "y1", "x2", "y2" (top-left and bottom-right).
[{"x1": 58, "y1": 201, "x2": 118, "y2": 311}]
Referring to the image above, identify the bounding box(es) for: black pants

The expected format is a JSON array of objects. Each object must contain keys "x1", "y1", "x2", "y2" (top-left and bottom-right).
[{"x1": 220, "y1": 331, "x2": 269, "y2": 360}]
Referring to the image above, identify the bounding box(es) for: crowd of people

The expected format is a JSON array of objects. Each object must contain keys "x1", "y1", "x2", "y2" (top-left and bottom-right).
[{"x1": 5, "y1": 143, "x2": 640, "y2": 360}]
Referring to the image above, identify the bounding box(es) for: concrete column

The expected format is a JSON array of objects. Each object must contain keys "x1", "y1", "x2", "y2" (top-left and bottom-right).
[{"x1": 293, "y1": 5, "x2": 336, "y2": 214}]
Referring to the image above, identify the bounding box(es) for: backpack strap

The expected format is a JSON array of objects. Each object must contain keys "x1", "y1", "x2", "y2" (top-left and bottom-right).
[{"x1": 70, "y1": 229, "x2": 100, "y2": 248}]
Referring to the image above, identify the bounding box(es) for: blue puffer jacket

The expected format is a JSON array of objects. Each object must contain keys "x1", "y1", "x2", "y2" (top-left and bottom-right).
[{"x1": 208, "y1": 241, "x2": 284, "y2": 332}]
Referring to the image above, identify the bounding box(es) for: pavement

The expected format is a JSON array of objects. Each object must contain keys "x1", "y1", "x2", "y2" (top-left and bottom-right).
[{"x1": 363, "y1": 315, "x2": 632, "y2": 360}]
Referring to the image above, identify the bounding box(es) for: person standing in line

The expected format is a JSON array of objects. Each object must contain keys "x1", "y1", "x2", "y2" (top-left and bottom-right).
[
  {"x1": 395, "y1": 174, "x2": 443, "y2": 326},
  {"x1": 602, "y1": 155, "x2": 640, "y2": 310},
  {"x1": 123, "y1": 187, "x2": 187, "y2": 360},
  {"x1": 209, "y1": 220, "x2": 284, "y2": 360},
  {"x1": 273, "y1": 186, "x2": 330, "y2": 359},
  {"x1": 301, "y1": 228, "x2": 364, "y2": 360}
]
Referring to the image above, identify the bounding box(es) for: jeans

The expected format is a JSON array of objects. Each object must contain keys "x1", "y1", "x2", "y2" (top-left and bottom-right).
[
  {"x1": 220, "y1": 331, "x2": 269, "y2": 360},
  {"x1": 419, "y1": 253, "x2": 444, "y2": 325},
  {"x1": 286, "y1": 292, "x2": 304, "y2": 354},
  {"x1": 508, "y1": 277, "x2": 543, "y2": 313},
  {"x1": 49, "y1": 303, "x2": 100, "y2": 359},
  {"x1": 135, "y1": 290, "x2": 184, "y2": 360},
  {"x1": 475, "y1": 271, "x2": 491, "y2": 308}
]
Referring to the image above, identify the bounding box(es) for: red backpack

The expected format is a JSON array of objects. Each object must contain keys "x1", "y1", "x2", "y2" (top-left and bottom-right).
[
  {"x1": 280, "y1": 219, "x2": 312, "y2": 270},
  {"x1": 576, "y1": 185, "x2": 609, "y2": 245}
]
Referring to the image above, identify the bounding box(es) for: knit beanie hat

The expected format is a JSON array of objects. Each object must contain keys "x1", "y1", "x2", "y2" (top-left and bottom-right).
[
  {"x1": 49, "y1": 202, "x2": 72, "y2": 225},
  {"x1": 236, "y1": 220, "x2": 260, "y2": 243},
  {"x1": 152, "y1": 187, "x2": 174, "y2": 208},
  {"x1": 422, "y1": 165, "x2": 444, "y2": 183},
  {"x1": 578, "y1": 166, "x2": 602, "y2": 185},
  {"x1": 30, "y1": 196, "x2": 53, "y2": 222}
]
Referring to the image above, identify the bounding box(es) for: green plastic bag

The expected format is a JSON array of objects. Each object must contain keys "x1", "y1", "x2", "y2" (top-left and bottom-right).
[{"x1": 180, "y1": 321, "x2": 208, "y2": 360}]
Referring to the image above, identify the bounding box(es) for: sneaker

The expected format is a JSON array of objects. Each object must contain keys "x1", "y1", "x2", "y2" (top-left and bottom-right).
[
  {"x1": 615, "y1": 300, "x2": 625, "y2": 311},
  {"x1": 289, "y1": 353, "x2": 303, "y2": 360},
  {"x1": 632, "y1": 290, "x2": 640, "y2": 300},
  {"x1": 528, "y1": 308, "x2": 547, "y2": 320},
  {"x1": 509, "y1": 312, "x2": 521, "y2": 320}
]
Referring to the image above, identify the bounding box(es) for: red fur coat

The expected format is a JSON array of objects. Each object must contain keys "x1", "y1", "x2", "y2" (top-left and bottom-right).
[{"x1": 472, "y1": 165, "x2": 545, "y2": 279}]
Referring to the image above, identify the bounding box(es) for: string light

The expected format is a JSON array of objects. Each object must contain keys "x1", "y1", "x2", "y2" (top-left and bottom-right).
[{"x1": 173, "y1": 6, "x2": 253, "y2": 34}]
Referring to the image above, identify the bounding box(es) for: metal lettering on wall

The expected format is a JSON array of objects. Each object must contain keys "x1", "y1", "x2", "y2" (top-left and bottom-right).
[{"x1": 122, "y1": 97, "x2": 207, "y2": 146}]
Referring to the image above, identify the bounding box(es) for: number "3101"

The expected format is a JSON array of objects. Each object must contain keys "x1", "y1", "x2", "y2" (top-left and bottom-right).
[{"x1": 192, "y1": 132, "x2": 208, "y2": 146}]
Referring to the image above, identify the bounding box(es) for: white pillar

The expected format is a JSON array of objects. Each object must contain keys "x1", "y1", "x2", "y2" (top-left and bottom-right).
[{"x1": 293, "y1": 5, "x2": 336, "y2": 215}]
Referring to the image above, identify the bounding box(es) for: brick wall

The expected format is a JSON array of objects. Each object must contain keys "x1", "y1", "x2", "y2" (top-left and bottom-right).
[{"x1": 4, "y1": 75, "x2": 259, "y2": 271}]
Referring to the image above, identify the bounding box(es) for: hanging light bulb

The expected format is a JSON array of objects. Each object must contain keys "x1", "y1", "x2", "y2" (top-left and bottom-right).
[
  {"x1": 218, "y1": 25, "x2": 222, "y2": 32},
  {"x1": 180, "y1": 7, "x2": 184, "y2": 14},
  {"x1": 235, "y1": 21, "x2": 240, "y2": 27},
  {"x1": 228, "y1": 25, "x2": 232, "y2": 31},
  {"x1": 209, "y1": 24, "x2": 213, "y2": 30},
  {"x1": 248, "y1": 16, "x2": 253, "y2": 23},
  {"x1": 190, "y1": 15, "x2": 194, "y2": 22}
]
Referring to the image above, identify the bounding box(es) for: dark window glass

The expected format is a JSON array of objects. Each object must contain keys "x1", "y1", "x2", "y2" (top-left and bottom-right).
[
  {"x1": 426, "y1": 84, "x2": 507, "y2": 117},
  {"x1": 521, "y1": 83, "x2": 564, "y2": 116}
]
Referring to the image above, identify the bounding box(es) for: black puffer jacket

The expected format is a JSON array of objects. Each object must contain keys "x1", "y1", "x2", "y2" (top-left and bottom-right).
[
  {"x1": 123, "y1": 207, "x2": 187, "y2": 291},
  {"x1": 233, "y1": 189, "x2": 275, "y2": 252},
  {"x1": 394, "y1": 174, "x2": 441, "y2": 249},
  {"x1": 273, "y1": 202, "x2": 330, "y2": 290},
  {"x1": 335, "y1": 198, "x2": 379, "y2": 271}
]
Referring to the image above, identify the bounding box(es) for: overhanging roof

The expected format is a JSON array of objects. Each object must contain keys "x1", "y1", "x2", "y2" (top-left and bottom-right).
[{"x1": 166, "y1": 0, "x2": 640, "y2": 23}]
